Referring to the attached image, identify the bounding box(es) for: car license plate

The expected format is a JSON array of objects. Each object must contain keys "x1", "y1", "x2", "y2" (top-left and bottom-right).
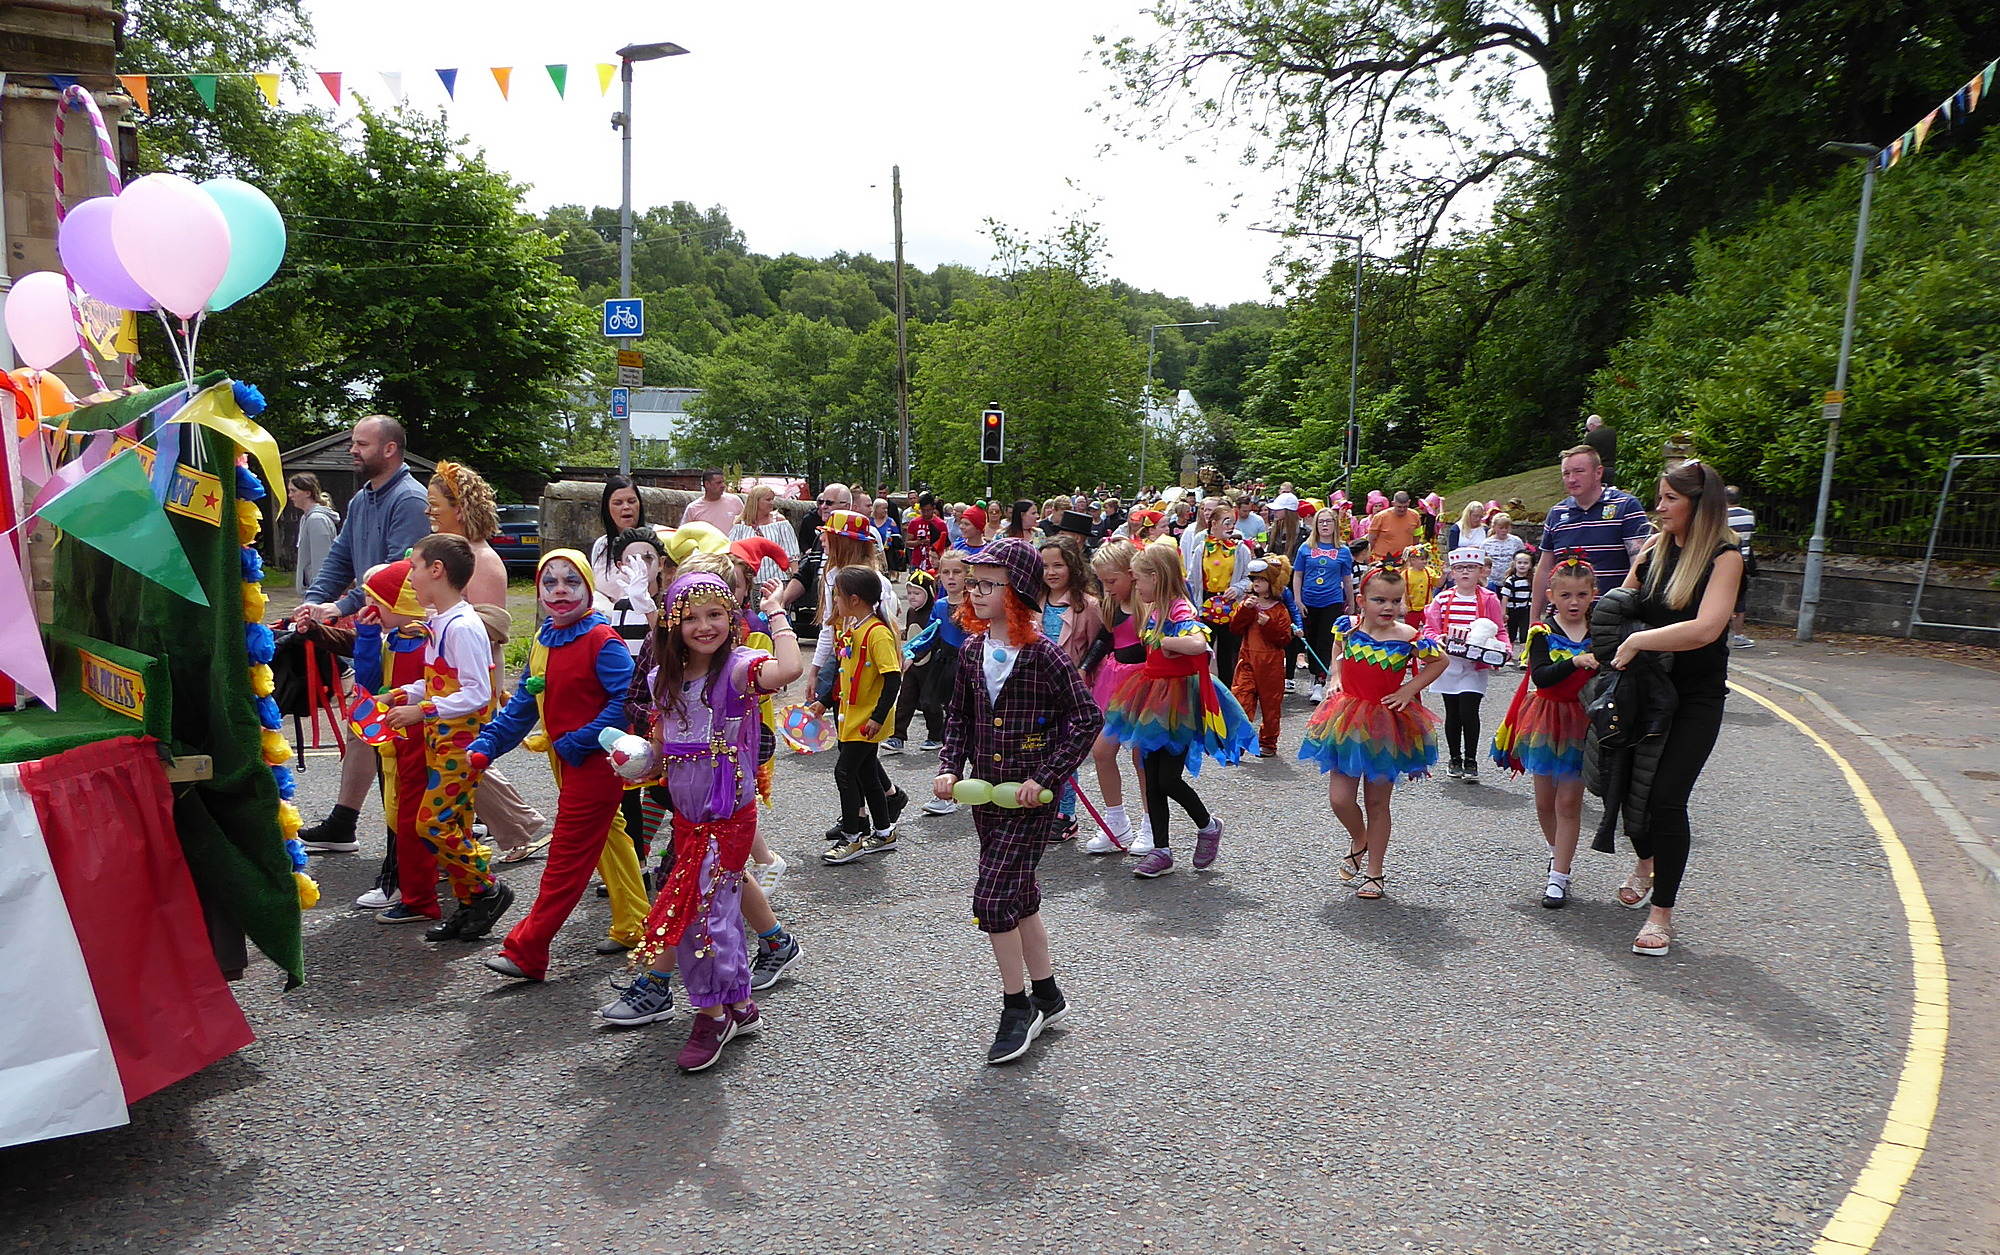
[{"x1": 521, "y1": 534, "x2": 537, "y2": 545}]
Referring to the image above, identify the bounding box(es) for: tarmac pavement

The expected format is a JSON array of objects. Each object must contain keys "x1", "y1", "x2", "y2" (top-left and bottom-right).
[{"x1": 3, "y1": 642, "x2": 1997, "y2": 1254}]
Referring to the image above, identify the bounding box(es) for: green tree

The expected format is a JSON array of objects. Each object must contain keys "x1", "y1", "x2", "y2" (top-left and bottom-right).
[{"x1": 912, "y1": 218, "x2": 1145, "y2": 499}]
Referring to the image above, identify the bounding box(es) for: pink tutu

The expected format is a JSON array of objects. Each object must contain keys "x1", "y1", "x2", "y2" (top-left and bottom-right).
[{"x1": 1092, "y1": 658, "x2": 1141, "y2": 711}]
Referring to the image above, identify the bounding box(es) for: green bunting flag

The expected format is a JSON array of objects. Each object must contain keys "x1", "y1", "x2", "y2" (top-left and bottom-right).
[
  {"x1": 546, "y1": 64, "x2": 567, "y2": 97},
  {"x1": 190, "y1": 74, "x2": 218, "y2": 110},
  {"x1": 36, "y1": 453, "x2": 209, "y2": 607}
]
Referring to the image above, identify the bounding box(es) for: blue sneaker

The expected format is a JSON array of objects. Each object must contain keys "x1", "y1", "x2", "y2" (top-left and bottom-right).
[
  {"x1": 376, "y1": 903, "x2": 433, "y2": 926},
  {"x1": 597, "y1": 971, "x2": 675, "y2": 1027}
]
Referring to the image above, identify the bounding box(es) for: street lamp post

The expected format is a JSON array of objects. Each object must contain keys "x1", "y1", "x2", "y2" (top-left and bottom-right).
[
  {"x1": 1141, "y1": 320, "x2": 1218, "y2": 495},
  {"x1": 611, "y1": 40, "x2": 689, "y2": 476},
  {"x1": 1797, "y1": 141, "x2": 1881, "y2": 643}
]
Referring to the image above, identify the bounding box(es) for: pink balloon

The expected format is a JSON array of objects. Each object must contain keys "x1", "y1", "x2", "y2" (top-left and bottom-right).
[
  {"x1": 111, "y1": 173, "x2": 232, "y2": 320},
  {"x1": 58, "y1": 196, "x2": 155, "y2": 311},
  {"x1": 2, "y1": 271, "x2": 83, "y2": 371}
]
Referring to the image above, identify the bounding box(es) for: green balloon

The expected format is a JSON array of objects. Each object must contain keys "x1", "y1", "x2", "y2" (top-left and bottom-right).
[
  {"x1": 996, "y1": 781, "x2": 1056, "y2": 805},
  {"x1": 953, "y1": 779, "x2": 994, "y2": 805}
]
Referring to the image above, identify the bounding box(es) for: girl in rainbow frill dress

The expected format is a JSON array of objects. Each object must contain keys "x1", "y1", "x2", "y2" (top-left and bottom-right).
[
  {"x1": 1490, "y1": 551, "x2": 1599, "y2": 910},
  {"x1": 1298, "y1": 561, "x2": 1448, "y2": 900}
]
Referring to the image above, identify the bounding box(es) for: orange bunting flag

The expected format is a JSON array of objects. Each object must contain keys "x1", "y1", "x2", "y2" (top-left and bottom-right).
[
  {"x1": 1914, "y1": 109, "x2": 1937, "y2": 150},
  {"x1": 117, "y1": 74, "x2": 149, "y2": 113},
  {"x1": 254, "y1": 72, "x2": 279, "y2": 106},
  {"x1": 490, "y1": 66, "x2": 512, "y2": 98},
  {"x1": 317, "y1": 71, "x2": 342, "y2": 104},
  {"x1": 596, "y1": 63, "x2": 617, "y2": 95},
  {"x1": 1968, "y1": 71, "x2": 1984, "y2": 113}
]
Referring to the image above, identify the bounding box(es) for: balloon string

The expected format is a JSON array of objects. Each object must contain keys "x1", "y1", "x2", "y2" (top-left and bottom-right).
[
  {"x1": 184, "y1": 313, "x2": 203, "y2": 393},
  {"x1": 153, "y1": 309, "x2": 189, "y2": 383}
]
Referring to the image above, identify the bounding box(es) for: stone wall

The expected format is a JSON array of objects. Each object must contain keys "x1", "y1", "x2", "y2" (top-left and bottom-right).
[
  {"x1": 537, "y1": 481, "x2": 816, "y2": 555},
  {"x1": 1747, "y1": 556, "x2": 2000, "y2": 644}
]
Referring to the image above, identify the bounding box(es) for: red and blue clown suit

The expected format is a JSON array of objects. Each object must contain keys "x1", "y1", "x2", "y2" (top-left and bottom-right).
[{"x1": 468, "y1": 553, "x2": 646, "y2": 979}]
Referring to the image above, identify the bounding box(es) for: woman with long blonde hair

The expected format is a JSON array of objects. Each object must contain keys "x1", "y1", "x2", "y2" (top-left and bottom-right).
[
  {"x1": 728, "y1": 483, "x2": 800, "y2": 585},
  {"x1": 1608, "y1": 459, "x2": 1742, "y2": 958}
]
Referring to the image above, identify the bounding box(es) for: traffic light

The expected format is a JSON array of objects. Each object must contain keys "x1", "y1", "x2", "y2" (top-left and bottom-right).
[{"x1": 979, "y1": 407, "x2": 1005, "y2": 464}]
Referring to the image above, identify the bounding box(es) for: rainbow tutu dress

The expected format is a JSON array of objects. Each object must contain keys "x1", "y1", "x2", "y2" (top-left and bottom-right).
[
  {"x1": 1490, "y1": 625, "x2": 1592, "y2": 779},
  {"x1": 1298, "y1": 616, "x2": 1442, "y2": 781},
  {"x1": 1102, "y1": 604, "x2": 1257, "y2": 775}
]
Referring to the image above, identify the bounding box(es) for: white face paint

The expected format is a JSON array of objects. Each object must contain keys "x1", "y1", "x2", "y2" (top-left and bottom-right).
[{"x1": 540, "y1": 558, "x2": 590, "y2": 627}]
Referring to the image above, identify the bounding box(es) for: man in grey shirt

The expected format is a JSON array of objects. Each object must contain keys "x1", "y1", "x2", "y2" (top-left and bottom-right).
[{"x1": 289, "y1": 415, "x2": 431, "y2": 852}]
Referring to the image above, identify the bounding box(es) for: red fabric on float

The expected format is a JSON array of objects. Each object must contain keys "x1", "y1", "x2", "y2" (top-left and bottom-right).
[{"x1": 19, "y1": 736, "x2": 253, "y2": 1102}]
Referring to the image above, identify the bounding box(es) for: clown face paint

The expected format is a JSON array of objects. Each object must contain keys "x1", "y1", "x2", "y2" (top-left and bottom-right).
[{"x1": 539, "y1": 558, "x2": 591, "y2": 627}]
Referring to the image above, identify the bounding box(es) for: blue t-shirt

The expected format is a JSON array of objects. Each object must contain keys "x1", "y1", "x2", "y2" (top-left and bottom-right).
[
  {"x1": 1542, "y1": 488, "x2": 1651, "y2": 591},
  {"x1": 1294, "y1": 542, "x2": 1354, "y2": 609}
]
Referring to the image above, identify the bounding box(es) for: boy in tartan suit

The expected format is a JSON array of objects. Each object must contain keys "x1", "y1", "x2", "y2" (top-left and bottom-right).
[{"x1": 933, "y1": 538, "x2": 1103, "y2": 1066}]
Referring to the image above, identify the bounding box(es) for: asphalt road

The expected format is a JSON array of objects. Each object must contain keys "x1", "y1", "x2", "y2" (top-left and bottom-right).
[{"x1": 1, "y1": 665, "x2": 1991, "y2": 1254}]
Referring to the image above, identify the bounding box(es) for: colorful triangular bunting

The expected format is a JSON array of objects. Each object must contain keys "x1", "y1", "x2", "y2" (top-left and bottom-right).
[
  {"x1": 117, "y1": 74, "x2": 149, "y2": 113},
  {"x1": 253, "y1": 72, "x2": 279, "y2": 106},
  {"x1": 379, "y1": 70, "x2": 404, "y2": 103},
  {"x1": 436, "y1": 67, "x2": 458, "y2": 98},
  {"x1": 317, "y1": 71, "x2": 342, "y2": 104},
  {"x1": 597, "y1": 62, "x2": 617, "y2": 95},
  {"x1": 190, "y1": 74, "x2": 218, "y2": 110},
  {"x1": 1914, "y1": 109, "x2": 1938, "y2": 150},
  {"x1": 35, "y1": 452, "x2": 208, "y2": 606},
  {"x1": 491, "y1": 66, "x2": 512, "y2": 99},
  {"x1": 0, "y1": 537, "x2": 56, "y2": 709},
  {"x1": 546, "y1": 65, "x2": 567, "y2": 97},
  {"x1": 1969, "y1": 71, "x2": 1983, "y2": 113}
]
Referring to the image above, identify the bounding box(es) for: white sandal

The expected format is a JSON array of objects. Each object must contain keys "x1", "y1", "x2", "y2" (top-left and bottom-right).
[{"x1": 1631, "y1": 920, "x2": 1673, "y2": 957}]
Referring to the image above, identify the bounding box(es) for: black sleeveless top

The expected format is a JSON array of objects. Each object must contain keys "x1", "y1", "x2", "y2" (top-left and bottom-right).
[{"x1": 1633, "y1": 540, "x2": 1737, "y2": 695}]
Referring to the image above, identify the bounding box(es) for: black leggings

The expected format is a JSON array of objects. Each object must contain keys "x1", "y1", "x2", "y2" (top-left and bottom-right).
[
  {"x1": 1301, "y1": 604, "x2": 1342, "y2": 680},
  {"x1": 835, "y1": 739, "x2": 891, "y2": 834},
  {"x1": 1441, "y1": 692, "x2": 1482, "y2": 763},
  {"x1": 1141, "y1": 748, "x2": 1210, "y2": 846},
  {"x1": 1507, "y1": 606, "x2": 1530, "y2": 648},
  {"x1": 1633, "y1": 689, "x2": 1725, "y2": 909},
  {"x1": 1213, "y1": 629, "x2": 1242, "y2": 690}
]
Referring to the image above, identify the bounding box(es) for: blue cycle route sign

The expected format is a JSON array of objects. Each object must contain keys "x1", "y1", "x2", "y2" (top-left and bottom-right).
[
  {"x1": 610, "y1": 387, "x2": 630, "y2": 419},
  {"x1": 602, "y1": 298, "x2": 644, "y2": 338}
]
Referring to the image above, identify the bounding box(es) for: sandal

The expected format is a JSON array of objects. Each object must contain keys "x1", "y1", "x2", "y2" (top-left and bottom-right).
[
  {"x1": 1355, "y1": 874, "x2": 1386, "y2": 901},
  {"x1": 1339, "y1": 842, "x2": 1367, "y2": 883},
  {"x1": 1632, "y1": 920, "x2": 1673, "y2": 957},
  {"x1": 1615, "y1": 873, "x2": 1654, "y2": 909}
]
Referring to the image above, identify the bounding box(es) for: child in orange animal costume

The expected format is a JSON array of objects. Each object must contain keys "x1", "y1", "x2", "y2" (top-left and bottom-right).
[{"x1": 1228, "y1": 556, "x2": 1297, "y2": 757}]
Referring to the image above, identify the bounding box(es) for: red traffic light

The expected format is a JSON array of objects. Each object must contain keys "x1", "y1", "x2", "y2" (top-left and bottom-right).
[{"x1": 985, "y1": 414, "x2": 999, "y2": 426}]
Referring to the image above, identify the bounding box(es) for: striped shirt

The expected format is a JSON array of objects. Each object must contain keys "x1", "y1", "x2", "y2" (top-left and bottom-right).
[
  {"x1": 1727, "y1": 504, "x2": 1756, "y2": 562},
  {"x1": 1542, "y1": 487, "x2": 1652, "y2": 592}
]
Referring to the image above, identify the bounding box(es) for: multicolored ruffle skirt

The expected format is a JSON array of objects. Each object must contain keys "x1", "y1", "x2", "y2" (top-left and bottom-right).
[
  {"x1": 1102, "y1": 669, "x2": 1257, "y2": 774},
  {"x1": 1490, "y1": 691, "x2": 1588, "y2": 779},
  {"x1": 1298, "y1": 690, "x2": 1439, "y2": 781}
]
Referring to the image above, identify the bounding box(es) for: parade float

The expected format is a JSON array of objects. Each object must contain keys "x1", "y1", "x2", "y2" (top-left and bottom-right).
[{"x1": 0, "y1": 85, "x2": 307, "y2": 1148}]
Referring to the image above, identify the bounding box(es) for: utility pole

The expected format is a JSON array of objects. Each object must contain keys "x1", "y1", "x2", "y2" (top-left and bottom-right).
[{"x1": 892, "y1": 165, "x2": 912, "y2": 493}]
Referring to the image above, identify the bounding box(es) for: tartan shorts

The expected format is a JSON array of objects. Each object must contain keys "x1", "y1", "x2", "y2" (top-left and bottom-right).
[{"x1": 970, "y1": 805, "x2": 1063, "y2": 934}]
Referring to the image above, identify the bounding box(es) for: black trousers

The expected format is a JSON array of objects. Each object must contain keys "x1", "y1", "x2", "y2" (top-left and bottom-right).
[
  {"x1": 1300, "y1": 604, "x2": 1343, "y2": 681},
  {"x1": 1441, "y1": 692, "x2": 1483, "y2": 763},
  {"x1": 834, "y1": 739, "x2": 891, "y2": 834},
  {"x1": 1631, "y1": 688, "x2": 1726, "y2": 909},
  {"x1": 1213, "y1": 629, "x2": 1243, "y2": 690},
  {"x1": 1141, "y1": 748, "x2": 1211, "y2": 846}
]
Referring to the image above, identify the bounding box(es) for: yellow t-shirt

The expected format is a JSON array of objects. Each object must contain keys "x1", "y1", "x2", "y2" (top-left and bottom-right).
[{"x1": 836, "y1": 617, "x2": 902, "y2": 743}]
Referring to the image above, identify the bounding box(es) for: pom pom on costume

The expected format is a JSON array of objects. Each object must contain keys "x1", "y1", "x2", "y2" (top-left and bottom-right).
[
  {"x1": 231, "y1": 380, "x2": 267, "y2": 416},
  {"x1": 468, "y1": 750, "x2": 491, "y2": 775},
  {"x1": 261, "y1": 727, "x2": 294, "y2": 766},
  {"x1": 236, "y1": 499, "x2": 261, "y2": 546},
  {"x1": 293, "y1": 871, "x2": 321, "y2": 910},
  {"x1": 245, "y1": 621, "x2": 275, "y2": 664},
  {"x1": 239, "y1": 546, "x2": 265, "y2": 582},
  {"x1": 524, "y1": 675, "x2": 545, "y2": 695},
  {"x1": 278, "y1": 800, "x2": 302, "y2": 840},
  {"x1": 284, "y1": 836, "x2": 309, "y2": 871},
  {"x1": 234, "y1": 463, "x2": 267, "y2": 501},
  {"x1": 272, "y1": 763, "x2": 296, "y2": 800},
  {"x1": 250, "y1": 663, "x2": 274, "y2": 697},
  {"x1": 242, "y1": 582, "x2": 268, "y2": 622},
  {"x1": 254, "y1": 694, "x2": 282, "y2": 731}
]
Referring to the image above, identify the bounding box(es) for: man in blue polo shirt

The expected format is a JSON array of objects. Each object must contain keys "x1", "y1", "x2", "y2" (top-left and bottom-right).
[{"x1": 1532, "y1": 444, "x2": 1650, "y2": 608}]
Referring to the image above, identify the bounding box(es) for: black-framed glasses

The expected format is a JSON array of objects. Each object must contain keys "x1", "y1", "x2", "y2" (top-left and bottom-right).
[
  {"x1": 966, "y1": 578, "x2": 1005, "y2": 595},
  {"x1": 817, "y1": 498, "x2": 841, "y2": 507}
]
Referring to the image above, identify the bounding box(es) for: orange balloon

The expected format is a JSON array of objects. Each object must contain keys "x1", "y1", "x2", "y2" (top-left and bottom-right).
[{"x1": 7, "y1": 368, "x2": 76, "y2": 432}]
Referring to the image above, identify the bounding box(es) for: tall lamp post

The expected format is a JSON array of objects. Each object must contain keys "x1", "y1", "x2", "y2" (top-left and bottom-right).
[
  {"x1": 610, "y1": 40, "x2": 689, "y2": 475},
  {"x1": 1141, "y1": 320, "x2": 1218, "y2": 494},
  {"x1": 1797, "y1": 140, "x2": 1881, "y2": 643}
]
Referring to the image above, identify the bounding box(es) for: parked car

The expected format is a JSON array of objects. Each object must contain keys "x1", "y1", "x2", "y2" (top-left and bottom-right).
[{"x1": 493, "y1": 504, "x2": 541, "y2": 574}]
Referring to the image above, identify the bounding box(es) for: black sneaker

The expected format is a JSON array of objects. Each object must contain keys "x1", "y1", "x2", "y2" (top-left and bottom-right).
[
  {"x1": 1030, "y1": 986, "x2": 1068, "y2": 1029},
  {"x1": 881, "y1": 787, "x2": 910, "y2": 832},
  {"x1": 455, "y1": 881, "x2": 515, "y2": 941},
  {"x1": 300, "y1": 814, "x2": 360, "y2": 853},
  {"x1": 424, "y1": 909, "x2": 467, "y2": 943},
  {"x1": 823, "y1": 821, "x2": 851, "y2": 844},
  {"x1": 1445, "y1": 757, "x2": 1464, "y2": 780},
  {"x1": 749, "y1": 932, "x2": 802, "y2": 991},
  {"x1": 987, "y1": 1000, "x2": 1045, "y2": 1065}
]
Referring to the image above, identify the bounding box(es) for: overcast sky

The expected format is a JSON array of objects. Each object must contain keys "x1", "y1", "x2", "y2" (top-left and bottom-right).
[{"x1": 301, "y1": 0, "x2": 1293, "y2": 306}]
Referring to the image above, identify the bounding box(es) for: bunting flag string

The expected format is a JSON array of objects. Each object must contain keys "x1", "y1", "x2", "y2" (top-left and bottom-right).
[
  {"x1": 37, "y1": 56, "x2": 664, "y2": 114},
  {"x1": 1877, "y1": 55, "x2": 2000, "y2": 171},
  {"x1": 52, "y1": 60, "x2": 650, "y2": 113}
]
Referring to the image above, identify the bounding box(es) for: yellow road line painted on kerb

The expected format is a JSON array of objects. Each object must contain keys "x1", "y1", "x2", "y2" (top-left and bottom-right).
[{"x1": 1729, "y1": 681, "x2": 1949, "y2": 1255}]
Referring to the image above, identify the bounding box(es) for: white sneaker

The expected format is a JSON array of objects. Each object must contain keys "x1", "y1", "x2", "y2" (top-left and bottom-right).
[
  {"x1": 921, "y1": 797, "x2": 960, "y2": 816},
  {"x1": 1309, "y1": 683, "x2": 1326, "y2": 703},
  {"x1": 355, "y1": 886, "x2": 399, "y2": 910},
  {"x1": 1082, "y1": 828, "x2": 1129, "y2": 855},
  {"x1": 1729, "y1": 634, "x2": 1755, "y2": 649},
  {"x1": 1284, "y1": 678, "x2": 1296, "y2": 694},
  {"x1": 1126, "y1": 832, "x2": 1156, "y2": 856},
  {"x1": 752, "y1": 856, "x2": 788, "y2": 899}
]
